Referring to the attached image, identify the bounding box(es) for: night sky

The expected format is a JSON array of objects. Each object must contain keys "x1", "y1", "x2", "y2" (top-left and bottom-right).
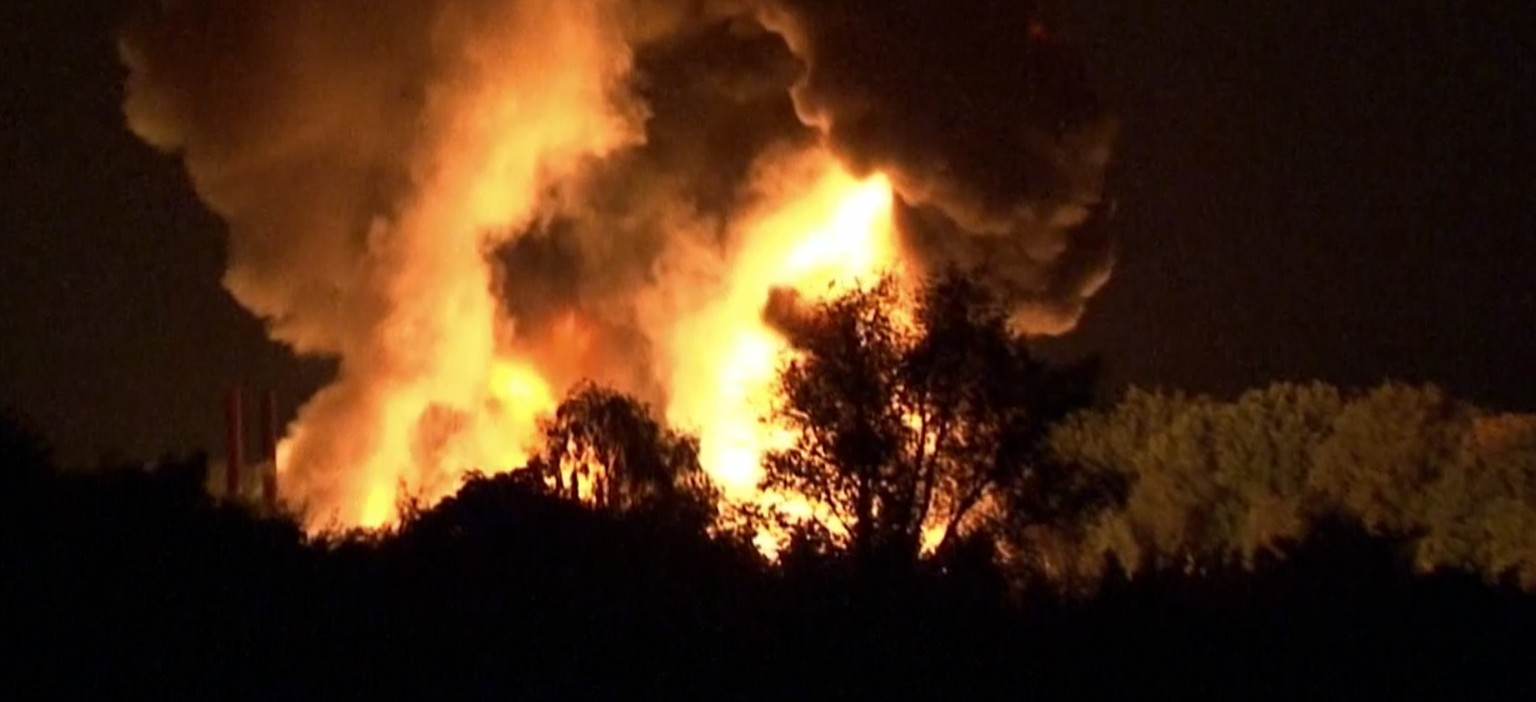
[{"x1": 3, "y1": 1, "x2": 1533, "y2": 466}]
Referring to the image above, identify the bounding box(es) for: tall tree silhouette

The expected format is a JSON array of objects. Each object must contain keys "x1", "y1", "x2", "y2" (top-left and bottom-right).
[
  {"x1": 763, "y1": 272, "x2": 1110, "y2": 574},
  {"x1": 536, "y1": 382, "x2": 718, "y2": 530}
]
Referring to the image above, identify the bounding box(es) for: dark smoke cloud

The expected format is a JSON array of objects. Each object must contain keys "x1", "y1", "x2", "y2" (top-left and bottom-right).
[
  {"x1": 119, "y1": 0, "x2": 440, "y2": 354},
  {"x1": 120, "y1": 0, "x2": 654, "y2": 519},
  {"x1": 500, "y1": 0, "x2": 1121, "y2": 413},
  {"x1": 119, "y1": 0, "x2": 1116, "y2": 522},
  {"x1": 756, "y1": 0, "x2": 1118, "y2": 333},
  {"x1": 496, "y1": 10, "x2": 809, "y2": 402}
]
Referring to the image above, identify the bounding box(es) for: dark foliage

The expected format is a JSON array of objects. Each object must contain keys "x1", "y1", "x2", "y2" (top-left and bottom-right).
[
  {"x1": 4, "y1": 411, "x2": 1535, "y2": 699},
  {"x1": 764, "y1": 272, "x2": 1119, "y2": 573},
  {"x1": 531, "y1": 381, "x2": 718, "y2": 532}
]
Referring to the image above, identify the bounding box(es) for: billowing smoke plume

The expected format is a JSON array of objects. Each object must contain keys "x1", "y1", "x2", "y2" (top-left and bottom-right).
[
  {"x1": 120, "y1": 0, "x2": 648, "y2": 521},
  {"x1": 757, "y1": 0, "x2": 1117, "y2": 333},
  {"x1": 493, "y1": 5, "x2": 809, "y2": 404},
  {"x1": 119, "y1": 0, "x2": 1115, "y2": 525}
]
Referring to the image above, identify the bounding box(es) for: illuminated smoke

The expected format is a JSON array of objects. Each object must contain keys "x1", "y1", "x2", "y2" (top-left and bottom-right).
[
  {"x1": 120, "y1": 0, "x2": 1114, "y2": 528},
  {"x1": 120, "y1": 0, "x2": 645, "y2": 526},
  {"x1": 756, "y1": 0, "x2": 1118, "y2": 333}
]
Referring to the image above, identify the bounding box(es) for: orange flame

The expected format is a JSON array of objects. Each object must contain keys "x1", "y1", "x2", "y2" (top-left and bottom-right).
[
  {"x1": 281, "y1": 146, "x2": 907, "y2": 536},
  {"x1": 666, "y1": 152, "x2": 902, "y2": 500}
]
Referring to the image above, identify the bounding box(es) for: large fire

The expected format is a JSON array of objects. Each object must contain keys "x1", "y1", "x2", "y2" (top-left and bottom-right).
[
  {"x1": 121, "y1": 1, "x2": 1112, "y2": 536},
  {"x1": 281, "y1": 146, "x2": 905, "y2": 531},
  {"x1": 665, "y1": 157, "x2": 900, "y2": 499}
]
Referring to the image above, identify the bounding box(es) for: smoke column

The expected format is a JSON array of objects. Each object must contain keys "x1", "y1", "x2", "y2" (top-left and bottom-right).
[
  {"x1": 120, "y1": 0, "x2": 1115, "y2": 527},
  {"x1": 121, "y1": 0, "x2": 646, "y2": 525},
  {"x1": 756, "y1": 0, "x2": 1118, "y2": 333}
]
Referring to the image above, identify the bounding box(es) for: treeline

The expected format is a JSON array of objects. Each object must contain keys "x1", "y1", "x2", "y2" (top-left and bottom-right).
[
  {"x1": 722, "y1": 273, "x2": 1536, "y2": 592},
  {"x1": 5, "y1": 414, "x2": 1535, "y2": 698},
  {"x1": 1050, "y1": 382, "x2": 1536, "y2": 588},
  {"x1": 3, "y1": 273, "x2": 1536, "y2": 697}
]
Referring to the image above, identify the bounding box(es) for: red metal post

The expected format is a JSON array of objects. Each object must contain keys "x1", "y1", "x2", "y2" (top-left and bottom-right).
[
  {"x1": 225, "y1": 387, "x2": 244, "y2": 499},
  {"x1": 259, "y1": 389, "x2": 279, "y2": 508}
]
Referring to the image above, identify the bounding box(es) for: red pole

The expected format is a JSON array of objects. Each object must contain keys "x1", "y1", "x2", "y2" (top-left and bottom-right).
[
  {"x1": 259, "y1": 389, "x2": 279, "y2": 508},
  {"x1": 225, "y1": 387, "x2": 244, "y2": 499}
]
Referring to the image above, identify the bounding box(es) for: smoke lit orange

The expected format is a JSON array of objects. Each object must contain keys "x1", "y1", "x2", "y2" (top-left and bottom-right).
[
  {"x1": 665, "y1": 151, "x2": 902, "y2": 500},
  {"x1": 122, "y1": 0, "x2": 1109, "y2": 536}
]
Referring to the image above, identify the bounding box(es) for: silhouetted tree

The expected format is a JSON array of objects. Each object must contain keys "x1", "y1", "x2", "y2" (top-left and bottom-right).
[
  {"x1": 763, "y1": 272, "x2": 1110, "y2": 574},
  {"x1": 4, "y1": 388, "x2": 1536, "y2": 698},
  {"x1": 536, "y1": 382, "x2": 719, "y2": 530},
  {"x1": 0, "y1": 408, "x2": 51, "y2": 485},
  {"x1": 0, "y1": 409, "x2": 56, "y2": 540}
]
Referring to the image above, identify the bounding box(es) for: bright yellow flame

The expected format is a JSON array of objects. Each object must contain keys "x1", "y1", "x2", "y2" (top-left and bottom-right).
[
  {"x1": 664, "y1": 149, "x2": 905, "y2": 512},
  {"x1": 281, "y1": 145, "x2": 906, "y2": 540},
  {"x1": 483, "y1": 356, "x2": 558, "y2": 466},
  {"x1": 490, "y1": 359, "x2": 556, "y2": 421},
  {"x1": 779, "y1": 175, "x2": 896, "y2": 285},
  {"x1": 359, "y1": 482, "x2": 396, "y2": 530},
  {"x1": 266, "y1": 0, "x2": 639, "y2": 533}
]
